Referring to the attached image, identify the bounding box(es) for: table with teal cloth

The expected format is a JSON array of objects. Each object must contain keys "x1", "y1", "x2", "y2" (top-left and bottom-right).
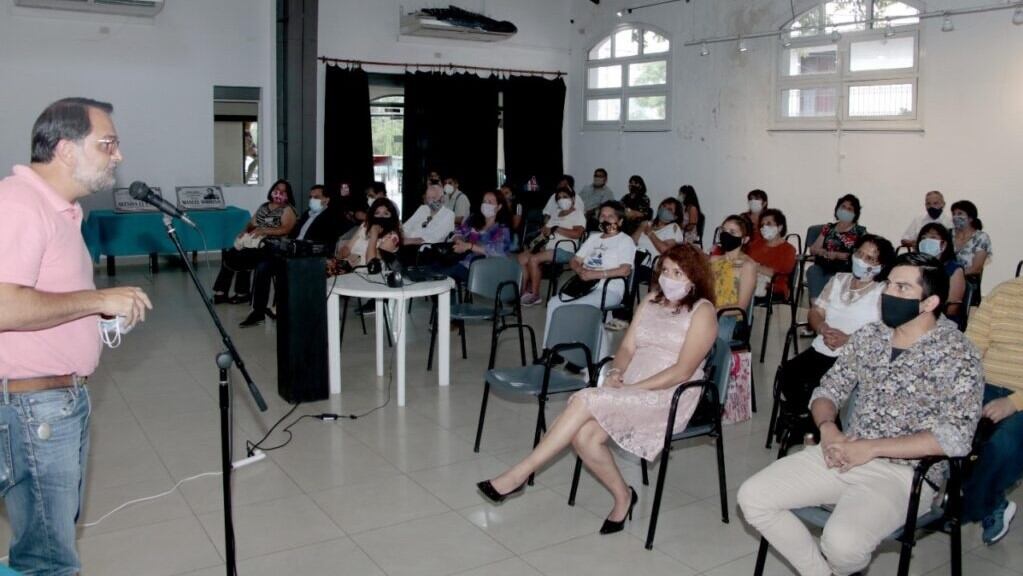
[{"x1": 83, "y1": 207, "x2": 251, "y2": 274}]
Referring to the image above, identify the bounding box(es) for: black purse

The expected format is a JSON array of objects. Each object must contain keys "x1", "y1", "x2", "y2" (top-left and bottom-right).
[{"x1": 559, "y1": 274, "x2": 600, "y2": 301}]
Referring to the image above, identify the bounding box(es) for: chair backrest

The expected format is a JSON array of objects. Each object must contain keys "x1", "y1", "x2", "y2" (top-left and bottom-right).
[
  {"x1": 785, "y1": 233, "x2": 803, "y2": 256},
  {"x1": 466, "y1": 257, "x2": 522, "y2": 304},
  {"x1": 546, "y1": 304, "x2": 604, "y2": 367},
  {"x1": 696, "y1": 212, "x2": 706, "y2": 246},
  {"x1": 708, "y1": 336, "x2": 733, "y2": 407},
  {"x1": 1016, "y1": 260, "x2": 1022, "y2": 278},
  {"x1": 954, "y1": 281, "x2": 977, "y2": 332},
  {"x1": 804, "y1": 224, "x2": 825, "y2": 253}
]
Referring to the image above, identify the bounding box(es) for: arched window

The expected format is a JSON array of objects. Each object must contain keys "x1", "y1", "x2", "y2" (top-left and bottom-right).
[
  {"x1": 776, "y1": 0, "x2": 921, "y2": 129},
  {"x1": 585, "y1": 25, "x2": 671, "y2": 130}
]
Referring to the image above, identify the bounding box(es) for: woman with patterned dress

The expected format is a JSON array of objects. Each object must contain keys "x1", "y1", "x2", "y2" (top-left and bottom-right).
[
  {"x1": 805, "y1": 194, "x2": 867, "y2": 303},
  {"x1": 212, "y1": 179, "x2": 297, "y2": 303},
  {"x1": 951, "y1": 199, "x2": 993, "y2": 302},
  {"x1": 477, "y1": 244, "x2": 717, "y2": 534}
]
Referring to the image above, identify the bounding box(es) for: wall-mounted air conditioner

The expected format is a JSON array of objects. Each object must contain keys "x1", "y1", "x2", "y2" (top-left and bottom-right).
[
  {"x1": 400, "y1": 5, "x2": 516, "y2": 42},
  {"x1": 14, "y1": 0, "x2": 165, "y2": 17}
]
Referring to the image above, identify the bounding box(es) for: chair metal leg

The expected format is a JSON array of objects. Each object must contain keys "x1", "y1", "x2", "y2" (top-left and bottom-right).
[
  {"x1": 528, "y1": 398, "x2": 546, "y2": 486},
  {"x1": 568, "y1": 456, "x2": 583, "y2": 506},
  {"x1": 750, "y1": 366, "x2": 757, "y2": 413},
  {"x1": 340, "y1": 297, "x2": 349, "y2": 350},
  {"x1": 644, "y1": 446, "x2": 672, "y2": 549},
  {"x1": 640, "y1": 459, "x2": 649, "y2": 486},
  {"x1": 759, "y1": 302, "x2": 772, "y2": 363},
  {"x1": 715, "y1": 431, "x2": 729, "y2": 523},
  {"x1": 427, "y1": 299, "x2": 438, "y2": 371},
  {"x1": 382, "y1": 304, "x2": 393, "y2": 348},
  {"x1": 473, "y1": 382, "x2": 490, "y2": 453},
  {"x1": 951, "y1": 518, "x2": 962, "y2": 576},
  {"x1": 516, "y1": 306, "x2": 528, "y2": 366},
  {"x1": 459, "y1": 320, "x2": 468, "y2": 359},
  {"x1": 753, "y1": 537, "x2": 770, "y2": 576},
  {"x1": 357, "y1": 298, "x2": 367, "y2": 335},
  {"x1": 765, "y1": 369, "x2": 783, "y2": 449}
]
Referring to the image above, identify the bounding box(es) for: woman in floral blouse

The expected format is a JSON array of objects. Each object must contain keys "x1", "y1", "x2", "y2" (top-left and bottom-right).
[
  {"x1": 806, "y1": 194, "x2": 867, "y2": 303},
  {"x1": 951, "y1": 200, "x2": 992, "y2": 300},
  {"x1": 436, "y1": 189, "x2": 512, "y2": 283}
]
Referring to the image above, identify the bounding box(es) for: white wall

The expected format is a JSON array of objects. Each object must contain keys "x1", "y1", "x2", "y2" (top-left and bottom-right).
[
  {"x1": 566, "y1": 0, "x2": 1023, "y2": 292},
  {"x1": 316, "y1": 0, "x2": 575, "y2": 185},
  {"x1": 0, "y1": 0, "x2": 277, "y2": 217}
]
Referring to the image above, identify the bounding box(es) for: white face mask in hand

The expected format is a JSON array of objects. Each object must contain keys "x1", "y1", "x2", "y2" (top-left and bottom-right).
[{"x1": 98, "y1": 316, "x2": 133, "y2": 349}]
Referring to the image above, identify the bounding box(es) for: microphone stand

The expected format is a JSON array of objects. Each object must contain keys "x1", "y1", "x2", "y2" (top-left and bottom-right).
[{"x1": 160, "y1": 214, "x2": 267, "y2": 576}]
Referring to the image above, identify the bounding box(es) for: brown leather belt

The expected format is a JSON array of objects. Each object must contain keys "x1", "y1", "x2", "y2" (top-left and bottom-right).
[{"x1": 3, "y1": 375, "x2": 83, "y2": 394}]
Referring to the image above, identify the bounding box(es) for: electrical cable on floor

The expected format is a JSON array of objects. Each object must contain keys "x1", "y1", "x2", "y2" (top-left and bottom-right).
[{"x1": 79, "y1": 471, "x2": 223, "y2": 529}]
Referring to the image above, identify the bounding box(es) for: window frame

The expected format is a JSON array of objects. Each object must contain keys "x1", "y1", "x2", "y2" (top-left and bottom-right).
[
  {"x1": 773, "y1": 1, "x2": 923, "y2": 131},
  {"x1": 584, "y1": 24, "x2": 672, "y2": 132}
]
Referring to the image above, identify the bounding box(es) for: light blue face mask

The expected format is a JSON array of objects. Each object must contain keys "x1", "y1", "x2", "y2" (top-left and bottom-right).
[
  {"x1": 836, "y1": 208, "x2": 856, "y2": 223},
  {"x1": 657, "y1": 208, "x2": 674, "y2": 223},
  {"x1": 98, "y1": 316, "x2": 133, "y2": 349},
  {"x1": 918, "y1": 238, "x2": 943, "y2": 257},
  {"x1": 851, "y1": 256, "x2": 881, "y2": 280},
  {"x1": 953, "y1": 215, "x2": 968, "y2": 230}
]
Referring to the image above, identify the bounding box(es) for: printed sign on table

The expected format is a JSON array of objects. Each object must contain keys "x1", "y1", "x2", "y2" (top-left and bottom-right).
[
  {"x1": 113, "y1": 187, "x2": 162, "y2": 213},
  {"x1": 176, "y1": 186, "x2": 226, "y2": 211}
]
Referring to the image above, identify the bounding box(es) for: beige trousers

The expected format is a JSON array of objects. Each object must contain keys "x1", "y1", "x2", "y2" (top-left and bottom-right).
[{"x1": 737, "y1": 445, "x2": 935, "y2": 576}]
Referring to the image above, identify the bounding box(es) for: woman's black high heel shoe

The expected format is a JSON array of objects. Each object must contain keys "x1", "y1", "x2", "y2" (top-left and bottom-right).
[
  {"x1": 599, "y1": 486, "x2": 638, "y2": 535},
  {"x1": 476, "y1": 479, "x2": 525, "y2": 504}
]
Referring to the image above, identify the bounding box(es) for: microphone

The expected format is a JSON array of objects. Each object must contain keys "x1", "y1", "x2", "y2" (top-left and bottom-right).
[{"x1": 129, "y1": 181, "x2": 197, "y2": 228}]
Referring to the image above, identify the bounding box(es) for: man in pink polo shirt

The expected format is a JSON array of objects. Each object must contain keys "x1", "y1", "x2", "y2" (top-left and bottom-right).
[{"x1": 0, "y1": 98, "x2": 152, "y2": 575}]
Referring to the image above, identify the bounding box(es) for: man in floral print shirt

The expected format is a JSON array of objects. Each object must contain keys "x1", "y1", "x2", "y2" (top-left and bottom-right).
[{"x1": 739, "y1": 253, "x2": 984, "y2": 576}]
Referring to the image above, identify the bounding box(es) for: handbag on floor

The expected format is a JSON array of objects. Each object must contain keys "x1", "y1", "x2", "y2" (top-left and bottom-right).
[{"x1": 722, "y1": 350, "x2": 752, "y2": 424}]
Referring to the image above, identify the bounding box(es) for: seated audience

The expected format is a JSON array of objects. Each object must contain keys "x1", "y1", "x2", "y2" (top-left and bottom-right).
[
  {"x1": 709, "y1": 215, "x2": 758, "y2": 341},
  {"x1": 240, "y1": 184, "x2": 344, "y2": 327},
  {"x1": 500, "y1": 183, "x2": 524, "y2": 237},
  {"x1": 901, "y1": 190, "x2": 950, "y2": 248},
  {"x1": 401, "y1": 184, "x2": 456, "y2": 263},
  {"x1": 620, "y1": 175, "x2": 653, "y2": 235},
  {"x1": 738, "y1": 253, "x2": 984, "y2": 576},
  {"x1": 518, "y1": 186, "x2": 586, "y2": 306},
  {"x1": 951, "y1": 200, "x2": 992, "y2": 294},
  {"x1": 678, "y1": 184, "x2": 703, "y2": 245},
  {"x1": 633, "y1": 197, "x2": 685, "y2": 283},
  {"x1": 806, "y1": 194, "x2": 867, "y2": 303},
  {"x1": 331, "y1": 197, "x2": 402, "y2": 274},
  {"x1": 578, "y1": 168, "x2": 616, "y2": 230},
  {"x1": 333, "y1": 182, "x2": 363, "y2": 235},
  {"x1": 478, "y1": 244, "x2": 717, "y2": 536},
  {"x1": 541, "y1": 174, "x2": 582, "y2": 217},
  {"x1": 543, "y1": 201, "x2": 636, "y2": 357},
  {"x1": 747, "y1": 208, "x2": 797, "y2": 300},
  {"x1": 213, "y1": 179, "x2": 297, "y2": 304},
  {"x1": 358, "y1": 180, "x2": 389, "y2": 222},
  {"x1": 964, "y1": 276, "x2": 1023, "y2": 544},
  {"x1": 777, "y1": 234, "x2": 894, "y2": 414},
  {"x1": 916, "y1": 222, "x2": 966, "y2": 320},
  {"x1": 442, "y1": 176, "x2": 471, "y2": 227},
  {"x1": 434, "y1": 190, "x2": 512, "y2": 284},
  {"x1": 741, "y1": 189, "x2": 769, "y2": 243}
]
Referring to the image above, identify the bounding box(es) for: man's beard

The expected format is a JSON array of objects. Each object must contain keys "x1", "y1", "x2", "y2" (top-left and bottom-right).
[{"x1": 72, "y1": 162, "x2": 116, "y2": 195}]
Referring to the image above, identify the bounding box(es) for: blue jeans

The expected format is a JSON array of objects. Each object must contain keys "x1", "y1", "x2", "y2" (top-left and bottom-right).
[
  {"x1": 963, "y1": 384, "x2": 1023, "y2": 523},
  {"x1": 0, "y1": 380, "x2": 91, "y2": 575}
]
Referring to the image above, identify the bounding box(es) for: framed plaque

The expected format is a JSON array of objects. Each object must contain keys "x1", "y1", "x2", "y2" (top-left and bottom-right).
[
  {"x1": 113, "y1": 186, "x2": 162, "y2": 213},
  {"x1": 176, "y1": 186, "x2": 226, "y2": 211}
]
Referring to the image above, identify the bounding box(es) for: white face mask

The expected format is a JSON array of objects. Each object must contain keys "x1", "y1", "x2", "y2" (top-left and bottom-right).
[
  {"x1": 557, "y1": 198, "x2": 573, "y2": 211},
  {"x1": 481, "y1": 203, "x2": 498, "y2": 218},
  {"x1": 443, "y1": 184, "x2": 455, "y2": 195},
  {"x1": 918, "y1": 238, "x2": 942, "y2": 257},
  {"x1": 98, "y1": 316, "x2": 133, "y2": 349},
  {"x1": 760, "y1": 225, "x2": 779, "y2": 241},
  {"x1": 748, "y1": 199, "x2": 764, "y2": 214},
  {"x1": 658, "y1": 273, "x2": 694, "y2": 302},
  {"x1": 308, "y1": 198, "x2": 324, "y2": 214}
]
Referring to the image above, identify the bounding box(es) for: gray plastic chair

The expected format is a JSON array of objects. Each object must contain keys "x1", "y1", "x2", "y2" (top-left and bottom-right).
[
  {"x1": 567, "y1": 335, "x2": 733, "y2": 550},
  {"x1": 474, "y1": 304, "x2": 609, "y2": 484},
  {"x1": 427, "y1": 257, "x2": 525, "y2": 369}
]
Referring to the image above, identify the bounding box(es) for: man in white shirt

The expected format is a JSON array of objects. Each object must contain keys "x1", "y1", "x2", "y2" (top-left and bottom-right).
[
  {"x1": 577, "y1": 168, "x2": 616, "y2": 229},
  {"x1": 442, "y1": 176, "x2": 471, "y2": 226},
  {"x1": 901, "y1": 190, "x2": 952, "y2": 248},
  {"x1": 404, "y1": 184, "x2": 456, "y2": 246}
]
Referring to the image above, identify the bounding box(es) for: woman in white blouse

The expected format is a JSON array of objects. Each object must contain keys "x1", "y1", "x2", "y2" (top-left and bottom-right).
[
  {"x1": 633, "y1": 197, "x2": 685, "y2": 281},
  {"x1": 777, "y1": 234, "x2": 896, "y2": 415}
]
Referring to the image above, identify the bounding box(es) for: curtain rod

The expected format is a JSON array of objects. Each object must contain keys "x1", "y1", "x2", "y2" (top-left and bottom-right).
[
  {"x1": 683, "y1": 1, "x2": 1023, "y2": 47},
  {"x1": 317, "y1": 56, "x2": 566, "y2": 77}
]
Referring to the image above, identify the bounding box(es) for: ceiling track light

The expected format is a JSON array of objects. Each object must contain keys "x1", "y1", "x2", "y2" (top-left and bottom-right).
[
  {"x1": 737, "y1": 36, "x2": 748, "y2": 53},
  {"x1": 941, "y1": 12, "x2": 954, "y2": 32},
  {"x1": 1014, "y1": 6, "x2": 1023, "y2": 26},
  {"x1": 699, "y1": 42, "x2": 710, "y2": 56},
  {"x1": 884, "y1": 18, "x2": 895, "y2": 38},
  {"x1": 830, "y1": 30, "x2": 842, "y2": 43},
  {"x1": 616, "y1": 10, "x2": 623, "y2": 17}
]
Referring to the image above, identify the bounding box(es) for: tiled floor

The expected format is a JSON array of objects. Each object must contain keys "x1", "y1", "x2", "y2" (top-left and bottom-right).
[{"x1": 4, "y1": 262, "x2": 1022, "y2": 575}]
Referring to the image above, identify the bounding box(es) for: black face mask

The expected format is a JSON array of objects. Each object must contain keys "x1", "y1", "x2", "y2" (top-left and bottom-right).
[
  {"x1": 719, "y1": 232, "x2": 743, "y2": 252},
  {"x1": 926, "y1": 206, "x2": 943, "y2": 219},
  {"x1": 369, "y1": 216, "x2": 391, "y2": 229},
  {"x1": 881, "y1": 293, "x2": 923, "y2": 328},
  {"x1": 599, "y1": 221, "x2": 619, "y2": 234}
]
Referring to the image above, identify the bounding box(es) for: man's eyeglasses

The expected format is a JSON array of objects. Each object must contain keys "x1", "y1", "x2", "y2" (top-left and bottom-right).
[{"x1": 96, "y1": 137, "x2": 120, "y2": 154}]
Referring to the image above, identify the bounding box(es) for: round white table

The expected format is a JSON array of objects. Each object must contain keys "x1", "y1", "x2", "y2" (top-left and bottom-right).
[{"x1": 326, "y1": 273, "x2": 455, "y2": 407}]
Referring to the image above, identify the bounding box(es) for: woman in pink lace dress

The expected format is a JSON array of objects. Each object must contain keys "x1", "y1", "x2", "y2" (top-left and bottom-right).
[{"x1": 478, "y1": 244, "x2": 717, "y2": 534}]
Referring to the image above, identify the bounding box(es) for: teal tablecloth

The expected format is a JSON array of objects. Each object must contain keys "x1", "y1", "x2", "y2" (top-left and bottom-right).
[{"x1": 82, "y1": 207, "x2": 251, "y2": 262}]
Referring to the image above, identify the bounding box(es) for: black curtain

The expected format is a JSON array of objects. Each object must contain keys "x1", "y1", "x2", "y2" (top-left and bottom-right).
[
  {"x1": 501, "y1": 75, "x2": 566, "y2": 211},
  {"x1": 401, "y1": 71, "x2": 499, "y2": 217},
  {"x1": 323, "y1": 66, "x2": 373, "y2": 198}
]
